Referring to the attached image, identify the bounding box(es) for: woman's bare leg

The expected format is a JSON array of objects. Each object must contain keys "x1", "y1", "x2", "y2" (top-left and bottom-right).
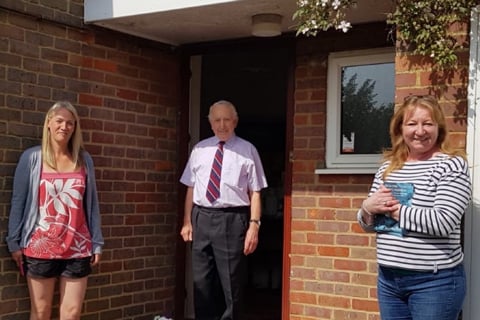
[
  {"x1": 58, "y1": 276, "x2": 88, "y2": 320},
  {"x1": 27, "y1": 276, "x2": 56, "y2": 320}
]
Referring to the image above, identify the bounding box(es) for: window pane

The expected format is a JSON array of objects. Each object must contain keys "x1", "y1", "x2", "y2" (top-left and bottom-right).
[{"x1": 340, "y1": 62, "x2": 394, "y2": 154}]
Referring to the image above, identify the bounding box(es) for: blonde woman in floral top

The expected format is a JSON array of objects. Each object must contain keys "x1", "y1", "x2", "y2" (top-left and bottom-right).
[{"x1": 6, "y1": 101, "x2": 103, "y2": 320}]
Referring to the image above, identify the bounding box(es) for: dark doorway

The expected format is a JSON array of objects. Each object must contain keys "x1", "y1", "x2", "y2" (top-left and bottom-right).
[{"x1": 199, "y1": 47, "x2": 288, "y2": 319}]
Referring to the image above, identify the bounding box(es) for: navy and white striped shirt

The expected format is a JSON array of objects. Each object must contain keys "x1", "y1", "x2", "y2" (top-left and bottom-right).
[{"x1": 359, "y1": 154, "x2": 471, "y2": 271}]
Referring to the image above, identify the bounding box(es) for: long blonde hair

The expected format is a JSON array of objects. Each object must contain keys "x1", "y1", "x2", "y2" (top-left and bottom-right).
[
  {"x1": 382, "y1": 95, "x2": 465, "y2": 179},
  {"x1": 41, "y1": 101, "x2": 84, "y2": 170}
]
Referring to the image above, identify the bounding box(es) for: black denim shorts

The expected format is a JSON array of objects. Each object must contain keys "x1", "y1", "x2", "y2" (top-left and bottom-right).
[{"x1": 24, "y1": 256, "x2": 92, "y2": 279}]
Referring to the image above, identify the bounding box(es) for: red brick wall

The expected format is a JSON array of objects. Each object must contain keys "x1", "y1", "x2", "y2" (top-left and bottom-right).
[
  {"x1": 0, "y1": 3, "x2": 181, "y2": 319},
  {"x1": 289, "y1": 22, "x2": 469, "y2": 319}
]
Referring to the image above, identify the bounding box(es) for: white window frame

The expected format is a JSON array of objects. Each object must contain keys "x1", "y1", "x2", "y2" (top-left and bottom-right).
[{"x1": 323, "y1": 47, "x2": 395, "y2": 172}]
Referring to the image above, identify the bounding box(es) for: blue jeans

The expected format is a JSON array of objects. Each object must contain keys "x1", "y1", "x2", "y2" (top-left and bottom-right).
[{"x1": 377, "y1": 264, "x2": 466, "y2": 320}]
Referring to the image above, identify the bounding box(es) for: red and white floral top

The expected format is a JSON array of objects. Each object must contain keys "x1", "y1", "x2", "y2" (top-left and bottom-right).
[{"x1": 24, "y1": 168, "x2": 92, "y2": 259}]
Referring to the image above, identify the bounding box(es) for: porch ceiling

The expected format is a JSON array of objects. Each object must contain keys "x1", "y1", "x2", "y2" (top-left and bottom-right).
[{"x1": 84, "y1": 0, "x2": 394, "y2": 46}]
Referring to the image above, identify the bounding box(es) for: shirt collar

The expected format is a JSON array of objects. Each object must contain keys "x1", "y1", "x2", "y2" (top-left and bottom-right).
[{"x1": 216, "y1": 134, "x2": 236, "y2": 146}]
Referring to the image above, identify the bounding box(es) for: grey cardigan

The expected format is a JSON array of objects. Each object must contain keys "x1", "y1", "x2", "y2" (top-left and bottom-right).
[{"x1": 6, "y1": 146, "x2": 104, "y2": 255}]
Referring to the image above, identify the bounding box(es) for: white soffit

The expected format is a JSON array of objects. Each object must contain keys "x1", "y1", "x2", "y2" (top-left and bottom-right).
[
  {"x1": 84, "y1": 0, "x2": 239, "y2": 22},
  {"x1": 84, "y1": 0, "x2": 392, "y2": 46}
]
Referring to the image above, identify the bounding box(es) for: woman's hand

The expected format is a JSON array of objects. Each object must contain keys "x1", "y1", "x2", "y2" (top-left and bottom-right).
[
  {"x1": 364, "y1": 184, "x2": 400, "y2": 215},
  {"x1": 11, "y1": 250, "x2": 23, "y2": 268},
  {"x1": 91, "y1": 254, "x2": 101, "y2": 267}
]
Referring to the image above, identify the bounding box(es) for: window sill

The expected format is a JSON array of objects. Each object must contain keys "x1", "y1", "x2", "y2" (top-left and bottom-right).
[{"x1": 315, "y1": 168, "x2": 377, "y2": 174}]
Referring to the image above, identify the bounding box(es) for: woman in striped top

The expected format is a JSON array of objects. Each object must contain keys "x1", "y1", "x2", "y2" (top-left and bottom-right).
[{"x1": 358, "y1": 95, "x2": 471, "y2": 320}]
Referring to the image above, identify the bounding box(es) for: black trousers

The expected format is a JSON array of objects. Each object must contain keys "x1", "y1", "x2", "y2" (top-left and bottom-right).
[{"x1": 191, "y1": 205, "x2": 249, "y2": 320}]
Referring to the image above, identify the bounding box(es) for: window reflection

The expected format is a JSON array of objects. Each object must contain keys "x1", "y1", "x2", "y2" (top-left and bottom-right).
[{"x1": 340, "y1": 62, "x2": 394, "y2": 154}]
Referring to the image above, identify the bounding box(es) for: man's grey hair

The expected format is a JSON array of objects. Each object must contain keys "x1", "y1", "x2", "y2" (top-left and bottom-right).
[{"x1": 208, "y1": 100, "x2": 239, "y2": 120}]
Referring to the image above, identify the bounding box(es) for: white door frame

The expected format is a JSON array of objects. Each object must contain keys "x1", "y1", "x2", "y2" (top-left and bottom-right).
[{"x1": 463, "y1": 6, "x2": 480, "y2": 320}]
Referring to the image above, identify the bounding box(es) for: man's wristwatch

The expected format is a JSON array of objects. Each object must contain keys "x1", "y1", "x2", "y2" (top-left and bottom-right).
[{"x1": 249, "y1": 219, "x2": 261, "y2": 227}]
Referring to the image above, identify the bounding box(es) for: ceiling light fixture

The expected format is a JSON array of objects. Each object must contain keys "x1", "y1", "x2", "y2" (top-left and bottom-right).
[{"x1": 251, "y1": 13, "x2": 283, "y2": 37}]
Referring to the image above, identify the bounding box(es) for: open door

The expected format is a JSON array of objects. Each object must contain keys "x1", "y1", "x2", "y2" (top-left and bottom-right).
[{"x1": 180, "y1": 38, "x2": 294, "y2": 319}]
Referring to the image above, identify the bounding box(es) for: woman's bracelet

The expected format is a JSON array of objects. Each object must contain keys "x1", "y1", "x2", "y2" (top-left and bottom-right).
[{"x1": 361, "y1": 200, "x2": 374, "y2": 216}]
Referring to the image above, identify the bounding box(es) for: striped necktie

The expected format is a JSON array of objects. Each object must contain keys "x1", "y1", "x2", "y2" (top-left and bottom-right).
[{"x1": 206, "y1": 141, "x2": 225, "y2": 203}]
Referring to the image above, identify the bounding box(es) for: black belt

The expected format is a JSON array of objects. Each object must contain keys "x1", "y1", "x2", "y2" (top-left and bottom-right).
[{"x1": 194, "y1": 205, "x2": 250, "y2": 213}]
